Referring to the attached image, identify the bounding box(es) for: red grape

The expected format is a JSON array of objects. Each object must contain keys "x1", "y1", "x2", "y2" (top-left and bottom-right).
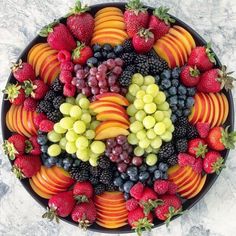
[
  {"x1": 118, "y1": 163, "x2": 128, "y2": 173},
  {"x1": 100, "y1": 88, "x2": 109, "y2": 94},
  {"x1": 116, "y1": 135, "x2": 127, "y2": 145},
  {"x1": 110, "y1": 85, "x2": 120, "y2": 93},
  {"x1": 107, "y1": 59, "x2": 116, "y2": 69},
  {"x1": 88, "y1": 76, "x2": 98, "y2": 87},
  {"x1": 98, "y1": 79, "x2": 108, "y2": 88},
  {"x1": 91, "y1": 86, "x2": 100, "y2": 95},
  {"x1": 132, "y1": 156, "x2": 143, "y2": 167},
  {"x1": 114, "y1": 58, "x2": 124, "y2": 66},
  {"x1": 110, "y1": 154, "x2": 119, "y2": 162},
  {"x1": 112, "y1": 146, "x2": 123, "y2": 155},
  {"x1": 76, "y1": 69, "x2": 86, "y2": 79},
  {"x1": 113, "y1": 66, "x2": 122, "y2": 75},
  {"x1": 98, "y1": 64, "x2": 108, "y2": 73},
  {"x1": 108, "y1": 74, "x2": 117, "y2": 86},
  {"x1": 90, "y1": 67, "x2": 97, "y2": 75},
  {"x1": 82, "y1": 87, "x2": 91, "y2": 97}
]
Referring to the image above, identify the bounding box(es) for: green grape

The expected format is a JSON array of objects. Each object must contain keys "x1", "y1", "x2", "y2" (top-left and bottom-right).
[
  {"x1": 151, "y1": 137, "x2": 162, "y2": 149},
  {"x1": 127, "y1": 133, "x2": 139, "y2": 145},
  {"x1": 134, "y1": 99, "x2": 144, "y2": 110},
  {"x1": 157, "y1": 102, "x2": 170, "y2": 111},
  {"x1": 70, "y1": 105, "x2": 82, "y2": 119},
  {"x1": 47, "y1": 144, "x2": 61, "y2": 157},
  {"x1": 130, "y1": 121, "x2": 143, "y2": 133},
  {"x1": 85, "y1": 130, "x2": 95, "y2": 140},
  {"x1": 146, "y1": 154, "x2": 158, "y2": 166},
  {"x1": 75, "y1": 94, "x2": 85, "y2": 105},
  {"x1": 143, "y1": 116, "x2": 155, "y2": 129},
  {"x1": 146, "y1": 129, "x2": 156, "y2": 139},
  {"x1": 54, "y1": 123, "x2": 67, "y2": 134},
  {"x1": 60, "y1": 117, "x2": 75, "y2": 130},
  {"x1": 90, "y1": 141, "x2": 105, "y2": 154},
  {"x1": 143, "y1": 94, "x2": 153, "y2": 104},
  {"x1": 76, "y1": 148, "x2": 89, "y2": 161},
  {"x1": 89, "y1": 150, "x2": 100, "y2": 159},
  {"x1": 160, "y1": 131, "x2": 172, "y2": 142},
  {"x1": 89, "y1": 156, "x2": 99, "y2": 167},
  {"x1": 139, "y1": 138, "x2": 150, "y2": 149},
  {"x1": 163, "y1": 110, "x2": 172, "y2": 118},
  {"x1": 129, "y1": 84, "x2": 140, "y2": 96},
  {"x1": 79, "y1": 97, "x2": 90, "y2": 109},
  {"x1": 144, "y1": 103, "x2": 157, "y2": 114},
  {"x1": 73, "y1": 120, "x2": 86, "y2": 134},
  {"x1": 66, "y1": 97, "x2": 76, "y2": 104},
  {"x1": 126, "y1": 92, "x2": 135, "y2": 103},
  {"x1": 145, "y1": 146, "x2": 153, "y2": 154},
  {"x1": 144, "y1": 75, "x2": 155, "y2": 85},
  {"x1": 154, "y1": 92, "x2": 166, "y2": 105},
  {"x1": 127, "y1": 104, "x2": 138, "y2": 116},
  {"x1": 59, "y1": 103, "x2": 73, "y2": 115},
  {"x1": 134, "y1": 146, "x2": 145, "y2": 156},
  {"x1": 168, "y1": 124, "x2": 175, "y2": 133},
  {"x1": 81, "y1": 113, "x2": 92, "y2": 124},
  {"x1": 146, "y1": 84, "x2": 159, "y2": 97},
  {"x1": 136, "y1": 90, "x2": 145, "y2": 99},
  {"x1": 135, "y1": 110, "x2": 146, "y2": 122},
  {"x1": 129, "y1": 116, "x2": 136, "y2": 123},
  {"x1": 47, "y1": 131, "x2": 62, "y2": 143},
  {"x1": 86, "y1": 122, "x2": 90, "y2": 129},
  {"x1": 132, "y1": 73, "x2": 144, "y2": 86},
  {"x1": 59, "y1": 137, "x2": 67, "y2": 150},
  {"x1": 152, "y1": 148, "x2": 159, "y2": 154},
  {"x1": 90, "y1": 120, "x2": 100, "y2": 130},
  {"x1": 163, "y1": 117, "x2": 172, "y2": 129},
  {"x1": 137, "y1": 130, "x2": 146, "y2": 140},
  {"x1": 154, "y1": 111, "x2": 165, "y2": 122},
  {"x1": 65, "y1": 141, "x2": 77, "y2": 154},
  {"x1": 76, "y1": 136, "x2": 89, "y2": 149},
  {"x1": 154, "y1": 122, "x2": 166, "y2": 135},
  {"x1": 66, "y1": 130, "x2": 78, "y2": 142},
  {"x1": 141, "y1": 85, "x2": 147, "y2": 91}
]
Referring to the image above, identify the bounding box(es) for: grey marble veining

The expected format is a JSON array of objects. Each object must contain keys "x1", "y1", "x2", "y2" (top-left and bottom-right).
[{"x1": 0, "y1": 0, "x2": 236, "y2": 235}]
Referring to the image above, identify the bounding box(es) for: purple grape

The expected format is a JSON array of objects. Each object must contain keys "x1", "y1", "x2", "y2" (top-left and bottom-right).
[
  {"x1": 124, "y1": 158, "x2": 131, "y2": 164},
  {"x1": 100, "y1": 88, "x2": 109, "y2": 94},
  {"x1": 120, "y1": 151, "x2": 128, "y2": 161},
  {"x1": 132, "y1": 156, "x2": 143, "y2": 167},
  {"x1": 110, "y1": 85, "x2": 120, "y2": 93},
  {"x1": 90, "y1": 67, "x2": 98, "y2": 75},
  {"x1": 106, "y1": 138, "x2": 116, "y2": 148},
  {"x1": 113, "y1": 66, "x2": 123, "y2": 75},
  {"x1": 98, "y1": 64, "x2": 108, "y2": 73},
  {"x1": 91, "y1": 86, "x2": 100, "y2": 95},
  {"x1": 118, "y1": 163, "x2": 128, "y2": 173},
  {"x1": 108, "y1": 74, "x2": 117, "y2": 86},
  {"x1": 109, "y1": 154, "x2": 119, "y2": 162},
  {"x1": 76, "y1": 69, "x2": 86, "y2": 79},
  {"x1": 112, "y1": 145, "x2": 123, "y2": 156},
  {"x1": 74, "y1": 64, "x2": 82, "y2": 72},
  {"x1": 116, "y1": 135, "x2": 127, "y2": 145},
  {"x1": 128, "y1": 146, "x2": 133, "y2": 154},
  {"x1": 114, "y1": 58, "x2": 124, "y2": 66},
  {"x1": 98, "y1": 79, "x2": 108, "y2": 88},
  {"x1": 82, "y1": 87, "x2": 91, "y2": 97},
  {"x1": 96, "y1": 71, "x2": 106, "y2": 81},
  {"x1": 88, "y1": 76, "x2": 98, "y2": 87},
  {"x1": 107, "y1": 59, "x2": 116, "y2": 69}
]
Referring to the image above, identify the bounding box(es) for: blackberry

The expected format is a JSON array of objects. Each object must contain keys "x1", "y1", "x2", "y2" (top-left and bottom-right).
[
  {"x1": 173, "y1": 126, "x2": 187, "y2": 139},
  {"x1": 100, "y1": 169, "x2": 112, "y2": 185},
  {"x1": 176, "y1": 117, "x2": 189, "y2": 128},
  {"x1": 175, "y1": 139, "x2": 188, "y2": 153},
  {"x1": 136, "y1": 63, "x2": 149, "y2": 76},
  {"x1": 187, "y1": 124, "x2": 199, "y2": 139},
  {"x1": 47, "y1": 110, "x2": 62, "y2": 123},
  {"x1": 126, "y1": 65, "x2": 136, "y2": 74},
  {"x1": 79, "y1": 161, "x2": 90, "y2": 171},
  {"x1": 36, "y1": 100, "x2": 53, "y2": 113},
  {"x1": 134, "y1": 54, "x2": 148, "y2": 64},
  {"x1": 119, "y1": 70, "x2": 132, "y2": 87},
  {"x1": 123, "y1": 39, "x2": 133, "y2": 52},
  {"x1": 167, "y1": 153, "x2": 178, "y2": 166},
  {"x1": 89, "y1": 166, "x2": 101, "y2": 177},
  {"x1": 44, "y1": 90, "x2": 56, "y2": 101},
  {"x1": 53, "y1": 96, "x2": 65, "y2": 109},
  {"x1": 94, "y1": 184, "x2": 106, "y2": 195},
  {"x1": 69, "y1": 167, "x2": 89, "y2": 182},
  {"x1": 121, "y1": 53, "x2": 135, "y2": 66},
  {"x1": 50, "y1": 78, "x2": 63, "y2": 92},
  {"x1": 158, "y1": 142, "x2": 175, "y2": 159},
  {"x1": 89, "y1": 175, "x2": 99, "y2": 185},
  {"x1": 106, "y1": 183, "x2": 118, "y2": 192},
  {"x1": 98, "y1": 156, "x2": 111, "y2": 169},
  {"x1": 146, "y1": 50, "x2": 156, "y2": 57}
]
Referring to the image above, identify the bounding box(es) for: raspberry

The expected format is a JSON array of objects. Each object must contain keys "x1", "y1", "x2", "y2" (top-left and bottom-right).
[
  {"x1": 57, "y1": 50, "x2": 71, "y2": 63},
  {"x1": 130, "y1": 182, "x2": 144, "y2": 200},
  {"x1": 23, "y1": 97, "x2": 37, "y2": 111},
  {"x1": 63, "y1": 83, "x2": 76, "y2": 97},
  {"x1": 33, "y1": 113, "x2": 47, "y2": 128},
  {"x1": 196, "y1": 122, "x2": 210, "y2": 138},
  {"x1": 59, "y1": 71, "x2": 73, "y2": 84},
  {"x1": 192, "y1": 158, "x2": 203, "y2": 174},
  {"x1": 39, "y1": 119, "x2": 54, "y2": 132},
  {"x1": 154, "y1": 180, "x2": 169, "y2": 195},
  {"x1": 178, "y1": 153, "x2": 196, "y2": 166},
  {"x1": 60, "y1": 61, "x2": 74, "y2": 72},
  {"x1": 167, "y1": 182, "x2": 178, "y2": 195},
  {"x1": 126, "y1": 198, "x2": 139, "y2": 211}
]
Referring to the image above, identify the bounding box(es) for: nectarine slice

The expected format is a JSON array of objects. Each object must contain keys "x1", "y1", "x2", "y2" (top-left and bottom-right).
[
  {"x1": 181, "y1": 174, "x2": 202, "y2": 198},
  {"x1": 32, "y1": 46, "x2": 52, "y2": 71},
  {"x1": 191, "y1": 93, "x2": 203, "y2": 124},
  {"x1": 12, "y1": 105, "x2": 22, "y2": 134},
  {"x1": 96, "y1": 220, "x2": 127, "y2": 229},
  {"x1": 51, "y1": 166, "x2": 74, "y2": 185},
  {"x1": 27, "y1": 110, "x2": 37, "y2": 135},
  {"x1": 178, "y1": 171, "x2": 199, "y2": 193},
  {"x1": 92, "y1": 104, "x2": 127, "y2": 115},
  {"x1": 95, "y1": 195, "x2": 125, "y2": 205},
  {"x1": 95, "y1": 202, "x2": 127, "y2": 212},
  {"x1": 95, "y1": 121, "x2": 129, "y2": 134},
  {"x1": 29, "y1": 179, "x2": 52, "y2": 199},
  {"x1": 95, "y1": 127, "x2": 129, "y2": 140},
  {"x1": 27, "y1": 43, "x2": 49, "y2": 66},
  {"x1": 97, "y1": 218, "x2": 127, "y2": 224},
  {"x1": 17, "y1": 105, "x2": 31, "y2": 137},
  {"x1": 96, "y1": 111, "x2": 129, "y2": 124},
  {"x1": 93, "y1": 28, "x2": 128, "y2": 38},
  {"x1": 99, "y1": 191, "x2": 124, "y2": 199},
  {"x1": 168, "y1": 165, "x2": 190, "y2": 181},
  {"x1": 47, "y1": 66, "x2": 61, "y2": 85},
  {"x1": 42, "y1": 61, "x2": 60, "y2": 84},
  {"x1": 5, "y1": 109, "x2": 12, "y2": 132},
  {"x1": 92, "y1": 37, "x2": 123, "y2": 47},
  {"x1": 198, "y1": 92, "x2": 209, "y2": 123},
  {"x1": 97, "y1": 212, "x2": 128, "y2": 221},
  {"x1": 215, "y1": 93, "x2": 225, "y2": 126},
  {"x1": 94, "y1": 21, "x2": 125, "y2": 31},
  {"x1": 95, "y1": 7, "x2": 122, "y2": 17},
  {"x1": 6, "y1": 105, "x2": 14, "y2": 132},
  {"x1": 172, "y1": 166, "x2": 193, "y2": 186},
  {"x1": 40, "y1": 53, "x2": 58, "y2": 77},
  {"x1": 22, "y1": 107, "x2": 33, "y2": 135},
  {"x1": 95, "y1": 16, "x2": 124, "y2": 26},
  {"x1": 90, "y1": 101, "x2": 126, "y2": 112},
  {"x1": 45, "y1": 167, "x2": 72, "y2": 186},
  {"x1": 95, "y1": 11, "x2": 123, "y2": 21},
  {"x1": 221, "y1": 93, "x2": 229, "y2": 124},
  {"x1": 96, "y1": 93, "x2": 129, "y2": 106},
  {"x1": 204, "y1": 93, "x2": 214, "y2": 126},
  {"x1": 209, "y1": 93, "x2": 220, "y2": 128},
  {"x1": 92, "y1": 33, "x2": 126, "y2": 44}
]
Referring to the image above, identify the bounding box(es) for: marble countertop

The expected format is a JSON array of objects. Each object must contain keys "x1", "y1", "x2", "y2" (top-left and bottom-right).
[{"x1": 0, "y1": 0, "x2": 236, "y2": 235}]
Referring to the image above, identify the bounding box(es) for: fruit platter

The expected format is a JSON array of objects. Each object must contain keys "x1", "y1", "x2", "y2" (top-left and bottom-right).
[{"x1": 2, "y1": 0, "x2": 236, "y2": 235}]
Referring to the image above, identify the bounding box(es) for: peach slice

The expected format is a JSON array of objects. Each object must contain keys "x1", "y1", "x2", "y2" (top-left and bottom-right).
[
  {"x1": 51, "y1": 166, "x2": 74, "y2": 185},
  {"x1": 27, "y1": 43, "x2": 49, "y2": 66},
  {"x1": 181, "y1": 174, "x2": 202, "y2": 198},
  {"x1": 198, "y1": 92, "x2": 209, "y2": 123},
  {"x1": 221, "y1": 93, "x2": 229, "y2": 124},
  {"x1": 95, "y1": 202, "x2": 127, "y2": 212},
  {"x1": 95, "y1": 7, "x2": 122, "y2": 17},
  {"x1": 178, "y1": 171, "x2": 199, "y2": 193},
  {"x1": 42, "y1": 61, "x2": 60, "y2": 84},
  {"x1": 96, "y1": 220, "x2": 127, "y2": 229},
  {"x1": 91, "y1": 37, "x2": 123, "y2": 47},
  {"x1": 22, "y1": 108, "x2": 34, "y2": 135},
  {"x1": 95, "y1": 15, "x2": 124, "y2": 26},
  {"x1": 99, "y1": 191, "x2": 124, "y2": 199},
  {"x1": 6, "y1": 105, "x2": 14, "y2": 132},
  {"x1": 208, "y1": 93, "x2": 220, "y2": 128},
  {"x1": 175, "y1": 168, "x2": 196, "y2": 188},
  {"x1": 45, "y1": 167, "x2": 72, "y2": 186},
  {"x1": 172, "y1": 166, "x2": 193, "y2": 186},
  {"x1": 40, "y1": 53, "x2": 58, "y2": 77},
  {"x1": 95, "y1": 126, "x2": 129, "y2": 140},
  {"x1": 191, "y1": 93, "x2": 202, "y2": 124},
  {"x1": 92, "y1": 104, "x2": 127, "y2": 115},
  {"x1": 5, "y1": 109, "x2": 11, "y2": 132},
  {"x1": 92, "y1": 33, "x2": 126, "y2": 44},
  {"x1": 12, "y1": 105, "x2": 21, "y2": 134},
  {"x1": 17, "y1": 105, "x2": 31, "y2": 137},
  {"x1": 95, "y1": 11, "x2": 124, "y2": 21},
  {"x1": 168, "y1": 165, "x2": 188, "y2": 180},
  {"x1": 32, "y1": 47, "x2": 52, "y2": 71},
  {"x1": 204, "y1": 93, "x2": 214, "y2": 125},
  {"x1": 95, "y1": 121, "x2": 129, "y2": 134},
  {"x1": 47, "y1": 66, "x2": 61, "y2": 85},
  {"x1": 94, "y1": 21, "x2": 125, "y2": 31},
  {"x1": 95, "y1": 195, "x2": 125, "y2": 205},
  {"x1": 29, "y1": 179, "x2": 52, "y2": 199},
  {"x1": 97, "y1": 212, "x2": 128, "y2": 221},
  {"x1": 90, "y1": 101, "x2": 126, "y2": 113},
  {"x1": 97, "y1": 217, "x2": 127, "y2": 224},
  {"x1": 96, "y1": 93, "x2": 129, "y2": 106},
  {"x1": 215, "y1": 93, "x2": 225, "y2": 126},
  {"x1": 93, "y1": 28, "x2": 128, "y2": 38},
  {"x1": 27, "y1": 110, "x2": 38, "y2": 135}
]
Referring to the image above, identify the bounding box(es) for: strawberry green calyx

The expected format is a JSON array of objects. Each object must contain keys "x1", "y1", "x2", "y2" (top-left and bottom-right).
[
  {"x1": 153, "y1": 6, "x2": 175, "y2": 25},
  {"x1": 221, "y1": 126, "x2": 236, "y2": 149},
  {"x1": 39, "y1": 20, "x2": 60, "y2": 37},
  {"x1": 165, "y1": 206, "x2": 183, "y2": 227},
  {"x1": 3, "y1": 141, "x2": 19, "y2": 160},
  {"x1": 205, "y1": 42, "x2": 216, "y2": 64},
  {"x1": 132, "y1": 217, "x2": 154, "y2": 236},
  {"x1": 22, "y1": 80, "x2": 37, "y2": 97},
  {"x1": 138, "y1": 28, "x2": 154, "y2": 42},
  {"x1": 126, "y1": 0, "x2": 147, "y2": 15},
  {"x1": 24, "y1": 140, "x2": 33, "y2": 154},
  {"x1": 78, "y1": 214, "x2": 91, "y2": 230},
  {"x1": 212, "y1": 157, "x2": 225, "y2": 175},
  {"x1": 217, "y1": 65, "x2": 236, "y2": 90},
  {"x1": 42, "y1": 206, "x2": 60, "y2": 223},
  {"x1": 72, "y1": 41, "x2": 85, "y2": 59},
  {"x1": 66, "y1": 0, "x2": 90, "y2": 17},
  {"x1": 74, "y1": 194, "x2": 89, "y2": 203},
  {"x1": 141, "y1": 199, "x2": 163, "y2": 215},
  {"x1": 194, "y1": 142, "x2": 208, "y2": 158},
  {"x1": 3, "y1": 83, "x2": 21, "y2": 102},
  {"x1": 190, "y1": 66, "x2": 200, "y2": 77},
  {"x1": 11, "y1": 59, "x2": 23, "y2": 72},
  {"x1": 11, "y1": 165, "x2": 26, "y2": 179}
]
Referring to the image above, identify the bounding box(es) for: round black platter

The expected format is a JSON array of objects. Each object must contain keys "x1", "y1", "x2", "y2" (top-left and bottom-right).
[{"x1": 1, "y1": 2, "x2": 234, "y2": 234}]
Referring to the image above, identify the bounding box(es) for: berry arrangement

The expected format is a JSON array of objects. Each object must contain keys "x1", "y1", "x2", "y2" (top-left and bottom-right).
[{"x1": 2, "y1": 0, "x2": 236, "y2": 235}]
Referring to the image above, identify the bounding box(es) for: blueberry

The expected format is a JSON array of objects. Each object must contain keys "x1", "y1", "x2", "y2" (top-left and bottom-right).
[
  {"x1": 40, "y1": 145, "x2": 48, "y2": 153},
  {"x1": 115, "y1": 171, "x2": 120, "y2": 177},
  {"x1": 103, "y1": 43, "x2": 112, "y2": 52},
  {"x1": 93, "y1": 44, "x2": 102, "y2": 52},
  {"x1": 183, "y1": 109, "x2": 191, "y2": 116},
  {"x1": 107, "y1": 52, "x2": 116, "y2": 59},
  {"x1": 186, "y1": 97, "x2": 195, "y2": 108},
  {"x1": 63, "y1": 158, "x2": 73, "y2": 165},
  {"x1": 154, "y1": 170, "x2": 162, "y2": 179},
  {"x1": 176, "y1": 109, "x2": 183, "y2": 117},
  {"x1": 147, "y1": 178, "x2": 153, "y2": 186},
  {"x1": 155, "y1": 75, "x2": 161, "y2": 84},
  {"x1": 48, "y1": 157, "x2": 57, "y2": 165},
  {"x1": 161, "y1": 79, "x2": 172, "y2": 89},
  {"x1": 37, "y1": 135, "x2": 47, "y2": 145},
  {"x1": 177, "y1": 99, "x2": 185, "y2": 108},
  {"x1": 124, "y1": 192, "x2": 130, "y2": 200},
  {"x1": 44, "y1": 159, "x2": 53, "y2": 168},
  {"x1": 168, "y1": 87, "x2": 177, "y2": 96},
  {"x1": 139, "y1": 164, "x2": 147, "y2": 172},
  {"x1": 139, "y1": 171, "x2": 150, "y2": 182},
  {"x1": 123, "y1": 181, "x2": 134, "y2": 193},
  {"x1": 102, "y1": 51, "x2": 108, "y2": 58},
  {"x1": 168, "y1": 95, "x2": 178, "y2": 105},
  {"x1": 178, "y1": 85, "x2": 187, "y2": 95},
  {"x1": 127, "y1": 166, "x2": 138, "y2": 177},
  {"x1": 72, "y1": 159, "x2": 81, "y2": 167},
  {"x1": 171, "y1": 79, "x2": 179, "y2": 87},
  {"x1": 113, "y1": 45, "x2": 123, "y2": 55},
  {"x1": 187, "y1": 87, "x2": 196, "y2": 96},
  {"x1": 159, "y1": 162, "x2": 168, "y2": 172},
  {"x1": 121, "y1": 172, "x2": 129, "y2": 180},
  {"x1": 171, "y1": 67, "x2": 181, "y2": 79},
  {"x1": 170, "y1": 105, "x2": 178, "y2": 111},
  {"x1": 148, "y1": 165, "x2": 158, "y2": 173},
  {"x1": 37, "y1": 130, "x2": 44, "y2": 135},
  {"x1": 161, "y1": 172, "x2": 168, "y2": 180},
  {"x1": 119, "y1": 185, "x2": 124, "y2": 192},
  {"x1": 164, "y1": 91, "x2": 170, "y2": 98},
  {"x1": 161, "y1": 69, "x2": 171, "y2": 80},
  {"x1": 56, "y1": 158, "x2": 63, "y2": 168},
  {"x1": 87, "y1": 57, "x2": 98, "y2": 67},
  {"x1": 41, "y1": 153, "x2": 48, "y2": 161},
  {"x1": 63, "y1": 164, "x2": 71, "y2": 171},
  {"x1": 114, "y1": 177, "x2": 123, "y2": 187},
  {"x1": 94, "y1": 52, "x2": 102, "y2": 60},
  {"x1": 179, "y1": 95, "x2": 187, "y2": 100},
  {"x1": 130, "y1": 175, "x2": 139, "y2": 182},
  {"x1": 171, "y1": 114, "x2": 177, "y2": 123}
]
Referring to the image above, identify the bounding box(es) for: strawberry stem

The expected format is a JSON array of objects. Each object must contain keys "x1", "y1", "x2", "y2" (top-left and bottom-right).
[
  {"x1": 221, "y1": 126, "x2": 236, "y2": 149},
  {"x1": 39, "y1": 20, "x2": 59, "y2": 37},
  {"x1": 66, "y1": 0, "x2": 90, "y2": 17},
  {"x1": 153, "y1": 6, "x2": 175, "y2": 25},
  {"x1": 132, "y1": 217, "x2": 154, "y2": 236},
  {"x1": 217, "y1": 66, "x2": 236, "y2": 91},
  {"x1": 165, "y1": 206, "x2": 184, "y2": 227},
  {"x1": 74, "y1": 195, "x2": 89, "y2": 203},
  {"x1": 11, "y1": 165, "x2": 25, "y2": 179},
  {"x1": 42, "y1": 206, "x2": 59, "y2": 223},
  {"x1": 126, "y1": 0, "x2": 147, "y2": 15},
  {"x1": 137, "y1": 28, "x2": 154, "y2": 41},
  {"x1": 213, "y1": 157, "x2": 226, "y2": 175},
  {"x1": 205, "y1": 42, "x2": 216, "y2": 64},
  {"x1": 3, "y1": 83, "x2": 21, "y2": 102},
  {"x1": 189, "y1": 66, "x2": 200, "y2": 77},
  {"x1": 78, "y1": 214, "x2": 91, "y2": 230},
  {"x1": 3, "y1": 140, "x2": 19, "y2": 160},
  {"x1": 194, "y1": 142, "x2": 208, "y2": 158},
  {"x1": 140, "y1": 199, "x2": 163, "y2": 215}
]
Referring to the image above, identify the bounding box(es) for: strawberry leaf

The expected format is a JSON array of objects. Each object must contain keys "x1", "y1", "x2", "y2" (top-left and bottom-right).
[
  {"x1": 132, "y1": 217, "x2": 154, "y2": 236},
  {"x1": 153, "y1": 6, "x2": 175, "y2": 25},
  {"x1": 221, "y1": 126, "x2": 236, "y2": 149}
]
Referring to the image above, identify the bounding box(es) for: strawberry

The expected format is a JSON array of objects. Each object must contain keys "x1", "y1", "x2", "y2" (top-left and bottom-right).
[
  {"x1": 130, "y1": 182, "x2": 145, "y2": 200},
  {"x1": 72, "y1": 42, "x2": 93, "y2": 65},
  {"x1": 73, "y1": 181, "x2": 93, "y2": 202},
  {"x1": 203, "y1": 151, "x2": 225, "y2": 174},
  {"x1": 188, "y1": 44, "x2": 216, "y2": 72},
  {"x1": 148, "y1": 7, "x2": 175, "y2": 40},
  {"x1": 23, "y1": 97, "x2": 37, "y2": 111},
  {"x1": 25, "y1": 136, "x2": 41, "y2": 155},
  {"x1": 60, "y1": 61, "x2": 74, "y2": 72},
  {"x1": 59, "y1": 71, "x2": 73, "y2": 84},
  {"x1": 128, "y1": 207, "x2": 153, "y2": 236},
  {"x1": 197, "y1": 66, "x2": 235, "y2": 93},
  {"x1": 23, "y1": 80, "x2": 48, "y2": 100},
  {"x1": 33, "y1": 113, "x2": 47, "y2": 128},
  {"x1": 11, "y1": 59, "x2": 36, "y2": 82},
  {"x1": 39, "y1": 119, "x2": 54, "y2": 132},
  {"x1": 154, "y1": 194, "x2": 182, "y2": 225},
  {"x1": 63, "y1": 83, "x2": 76, "y2": 97},
  {"x1": 196, "y1": 122, "x2": 210, "y2": 138},
  {"x1": 71, "y1": 200, "x2": 96, "y2": 229},
  {"x1": 39, "y1": 22, "x2": 76, "y2": 51},
  {"x1": 3, "y1": 134, "x2": 27, "y2": 160},
  {"x1": 180, "y1": 65, "x2": 200, "y2": 87},
  {"x1": 12, "y1": 155, "x2": 41, "y2": 179},
  {"x1": 178, "y1": 153, "x2": 196, "y2": 166},
  {"x1": 42, "y1": 191, "x2": 75, "y2": 222},
  {"x1": 66, "y1": 1, "x2": 94, "y2": 45},
  {"x1": 132, "y1": 28, "x2": 154, "y2": 54},
  {"x1": 126, "y1": 198, "x2": 139, "y2": 211},
  {"x1": 192, "y1": 157, "x2": 203, "y2": 174},
  {"x1": 57, "y1": 50, "x2": 71, "y2": 63},
  {"x1": 139, "y1": 187, "x2": 158, "y2": 202},
  {"x1": 3, "y1": 84, "x2": 26, "y2": 105},
  {"x1": 154, "y1": 180, "x2": 169, "y2": 195},
  {"x1": 188, "y1": 138, "x2": 208, "y2": 158},
  {"x1": 124, "y1": 0, "x2": 149, "y2": 38},
  {"x1": 206, "y1": 126, "x2": 236, "y2": 151},
  {"x1": 167, "y1": 182, "x2": 178, "y2": 195}
]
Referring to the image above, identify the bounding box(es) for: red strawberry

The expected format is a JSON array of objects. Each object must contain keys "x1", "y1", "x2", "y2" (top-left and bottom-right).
[
  {"x1": 11, "y1": 59, "x2": 36, "y2": 82},
  {"x1": 39, "y1": 22, "x2": 76, "y2": 51},
  {"x1": 23, "y1": 97, "x2": 37, "y2": 111},
  {"x1": 128, "y1": 207, "x2": 153, "y2": 236},
  {"x1": 12, "y1": 155, "x2": 41, "y2": 179},
  {"x1": 63, "y1": 83, "x2": 76, "y2": 97},
  {"x1": 139, "y1": 187, "x2": 158, "y2": 202},
  {"x1": 196, "y1": 122, "x2": 210, "y2": 138},
  {"x1": 3, "y1": 134, "x2": 27, "y2": 160},
  {"x1": 57, "y1": 50, "x2": 71, "y2": 63},
  {"x1": 73, "y1": 181, "x2": 93, "y2": 202},
  {"x1": 132, "y1": 28, "x2": 154, "y2": 54},
  {"x1": 71, "y1": 200, "x2": 96, "y2": 229},
  {"x1": 178, "y1": 153, "x2": 196, "y2": 166},
  {"x1": 167, "y1": 182, "x2": 178, "y2": 195},
  {"x1": 126, "y1": 198, "x2": 139, "y2": 211},
  {"x1": 188, "y1": 44, "x2": 216, "y2": 72},
  {"x1": 197, "y1": 66, "x2": 235, "y2": 93},
  {"x1": 180, "y1": 65, "x2": 200, "y2": 87},
  {"x1": 188, "y1": 138, "x2": 208, "y2": 158},
  {"x1": 39, "y1": 119, "x2": 54, "y2": 132},
  {"x1": 206, "y1": 126, "x2": 236, "y2": 151},
  {"x1": 33, "y1": 113, "x2": 47, "y2": 128},
  {"x1": 66, "y1": 2, "x2": 94, "y2": 45},
  {"x1": 148, "y1": 7, "x2": 175, "y2": 40},
  {"x1": 59, "y1": 71, "x2": 73, "y2": 84},
  {"x1": 25, "y1": 136, "x2": 41, "y2": 155},
  {"x1": 23, "y1": 80, "x2": 48, "y2": 100},
  {"x1": 124, "y1": 0, "x2": 149, "y2": 38},
  {"x1": 192, "y1": 157, "x2": 203, "y2": 174},
  {"x1": 203, "y1": 151, "x2": 225, "y2": 174},
  {"x1": 130, "y1": 182, "x2": 145, "y2": 200},
  {"x1": 3, "y1": 84, "x2": 26, "y2": 105},
  {"x1": 60, "y1": 61, "x2": 74, "y2": 72},
  {"x1": 72, "y1": 42, "x2": 93, "y2": 65},
  {"x1": 42, "y1": 191, "x2": 75, "y2": 222},
  {"x1": 154, "y1": 180, "x2": 169, "y2": 195}
]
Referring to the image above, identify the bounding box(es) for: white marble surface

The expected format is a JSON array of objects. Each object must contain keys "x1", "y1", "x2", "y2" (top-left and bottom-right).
[{"x1": 0, "y1": 0, "x2": 236, "y2": 235}]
